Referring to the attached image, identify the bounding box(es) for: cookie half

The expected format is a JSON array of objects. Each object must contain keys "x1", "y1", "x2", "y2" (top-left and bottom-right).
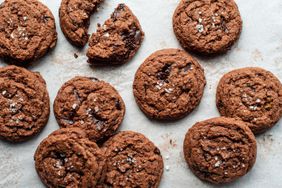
[
  {"x1": 99, "y1": 131, "x2": 163, "y2": 187},
  {"x1": 53, "y1": 76, "x2": 125, "y2": 142},
  {"x1": 133, "y1": 49, "x2": 206, "y2": 120},
  {"x1": 0, "y1": 0, "x2": 57, "y2": 63},
  {"x1": 183, "y1": 117, "x2": 257, "y2": 184},
  {"x1": 216, "y1": 67, "x2": 282, "y2": 134},
  {"x1": 59, "y1": 0, "x2": 103, "y2": 47},
  {"x1": 173, "y1": 0, "x2": 242, "y2": 55},
  {"x1": 0, "y1": 65, "x2": 50, "y2": 142},
  {"x1": 87, "y1": 4, "x2": 144, "y2": 65},
  {"x1": 34, "y1": 128, "x2": 104, "y2": 187}
]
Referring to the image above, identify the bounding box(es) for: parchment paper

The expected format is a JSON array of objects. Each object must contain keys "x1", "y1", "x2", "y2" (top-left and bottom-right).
[{"x1": 0, "y1": 0, "x2": 282, "y2": 187}]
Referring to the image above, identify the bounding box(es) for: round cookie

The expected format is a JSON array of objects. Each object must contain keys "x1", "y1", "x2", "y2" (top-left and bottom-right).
[
  {"x1": 0, "y1": 0, "x2": 57, "y2": 63},
  {"x1": 34, "y1": 128, "x2": 105, "y2": 188},
  {"x1": 54, "y1": 76, "x2": 126, "y2": 142},
  {"x1": 183, "y1": 117, "x2": 257, "y2": 184},
  {"x1": 87, "y1": 4, "x2": 144, "y2": 65},
  {"x1": 0, "y1": 65, "x2": 50, "y2": 142},
  {"x1": 100, "y1": 131, "x2": 163, "y2": 188},
  {"x1": 59, "y1": 0, "x2": 103, "y2": 47},
  {"x1": 216, "y1": 67, "x2": 282, "y2": 134},
  {"x1": 133, "y1": 49, "x2": 206, "y2": 120},
  {"x1": 173, "y1": 0, "x2": 242, "y2": 55}
]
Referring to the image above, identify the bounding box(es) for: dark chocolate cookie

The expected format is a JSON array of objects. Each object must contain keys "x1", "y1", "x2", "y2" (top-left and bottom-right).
[
  {"x1": 99, "y1": 131, "x2": 163, "y2": 188},
  {"x1": 34, "y1": 128, "x2": 105, "y2": 188},
  {"x1": 53, "y1": 76, "x2": 125, "y2": 142},
  {"x1": 216, "y1": 67, "x2": 282, "y2": 134},
  {"x1": 87, "y1": 4, "x2": 144, "y2": 65},
  {"x1": 133, "y1": 49, "x2": 206, "y2": 120},
  {"x1": 0, "y1": 0, "x2": 57, "y2": 63},
  {"x1": 0, "y1": 65, "x2": 50, "y2": 142},
  {"x1": 183, "y1": 117, "x2": 257, "y2": 184},
  {"x1": 173, "y1": 0, "x2": 242, "y2": 55},
  {"x1": 59, "y1": 0, "x2": 103, "y2": 47}
]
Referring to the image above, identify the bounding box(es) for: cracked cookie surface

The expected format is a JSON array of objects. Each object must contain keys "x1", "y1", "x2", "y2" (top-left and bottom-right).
[
  {"x1": 133, "y1": 49, "x2": 206, "y2": 120},
  {"x1": 0, "y1": 65, "x2": 50, "y2": 142},
  {"x1": 0, "y1": 0, "x2": 57, "y2": 63},
  {"x1": 54, "y1": 76, "x2": 125, "y2": 142},
  {"x1": 216, "y1": 67, "x2": 282, "y2": 134},
  {"x1": 99, "y1": 131, "x2": 163, "y2": 188},
  {"x1": 183, "y1": 117, "x2": 257, "y2": 184},
  {"x1": 173, "y1": 0, "x2": 242, "y2": 55},
  {"x1": 87, "y1": 4, "x2": 144, "y2": 65},
  {"x1": 34, "y1": 128, "x2": 105, "y2": 188},
  {"x1": 59, "y1": 0, "x2": 103, "y2": 47}
]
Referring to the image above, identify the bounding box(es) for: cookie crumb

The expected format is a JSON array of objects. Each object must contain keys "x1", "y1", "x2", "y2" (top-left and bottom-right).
[{"x1": 74, "y1": 53, "x2": 78, "y2": 59}]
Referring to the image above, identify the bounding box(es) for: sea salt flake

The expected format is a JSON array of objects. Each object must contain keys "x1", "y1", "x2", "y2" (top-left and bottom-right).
[
  {"x1": 214, "y1": 161, "x2": 221, "y2": 167},
  {"x1": 156, "y1": 85, "x2": 161, "y2": 90},
  {"x1": 126, "y1": 156, "x2": 136, "y2": 164},
  {"x1": 157, "y1": 80, "x2": 164, "y2": 87},
  {"x1": 256, "y1": 99, "x2": 261, "y2": 103},
  {"x1": 103, "y1": 32, "x2": 110, "y2": 37},
  {"x1": 9, "y1": 103, "x2": 17, "y2": 113},
  {"x1": 249, "y1": 105, "x2": 258, "y2": 111},
  {"x1": 198, "y1": 18, "x2": 202, "y2": 23},
  {"x1": 165, "y1": 88, "x2": 174, "y2": 93},
  {"x1": 86, "y1": 108, "x2": 92, "y2": 115},
  {"x1": 23, "y1": 16, "x2": 28, "y2": 21},
  {"x1": 2, "y1": 90, "x2": 7, "y2": 95},
  {"x1": 72, "y1": 103, "x2": 78, "y2": 109},
  {"x1": 196, "y1": 24, "x2": 204, "y2": 33},
  {"x1": 94, "y1": 106, "x2": 99, "y2": 113}
]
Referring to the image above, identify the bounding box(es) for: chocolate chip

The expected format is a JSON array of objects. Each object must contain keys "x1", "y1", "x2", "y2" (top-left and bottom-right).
[
  {"x1": 115, "y1": 100, "x2": 121, "y2": 110},
  {"x1": 157, "y1": 64, "x2": 171, "y2": 81}
]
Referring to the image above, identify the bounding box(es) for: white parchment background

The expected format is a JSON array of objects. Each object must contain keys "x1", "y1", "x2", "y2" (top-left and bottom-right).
[{"x1": 0, "y1": 0, "x2": 282, "y2": 187}]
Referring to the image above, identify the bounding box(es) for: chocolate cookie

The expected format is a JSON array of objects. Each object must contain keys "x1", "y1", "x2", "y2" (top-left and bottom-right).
[
  {"x1": 173, "y1": 0, "x2": 242, "y2": 55},
  {"x1": 87, "y1": 4, "x2": 144, "y2": 65},
  {"x1": 216, "y1": 67, "x2": 282, "y2": 134},
  {"x1": 0, "y1": 0, "x2": 57, "y2": 63},
  {"x1": 59, "y1": 0, "x2": 102, "y2": 47},
  {"x1": 183, "y1": 117, "x2": 257, "y2": 184},
  {"x1": 53, "y1": 76, "x2": 125, "y2": 142},
  {"x1": 0, "y1": 65, "x2": 50, "y2": 142},
  {"x1": 34, "y1": 128, "x2": 105, "y2": 188},
  {"x1": 100, "y1": 131, "x2": 163, "y2": 188},
  {"x1": 133, "y1": 49, "x2": 206, "y2": 120}
]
